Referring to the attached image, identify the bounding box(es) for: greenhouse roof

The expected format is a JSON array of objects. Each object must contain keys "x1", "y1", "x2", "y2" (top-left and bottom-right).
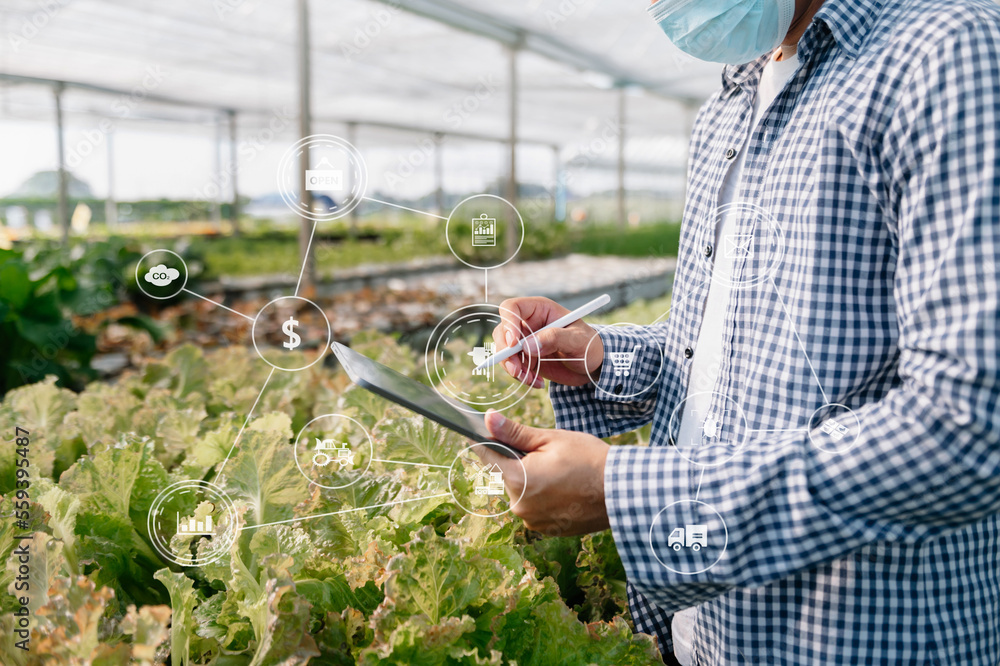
[{"x1": 0, "y1": 0, "x2": 722, "y2": 147}]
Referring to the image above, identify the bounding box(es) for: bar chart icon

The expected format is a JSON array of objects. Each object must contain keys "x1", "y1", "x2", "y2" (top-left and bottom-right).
[
  {"x1": 176, "y1": 512, "x2": 214, "y2": 536},
  {"x1": 472, "y1": 213, "x2": 496, "y2": 247}
]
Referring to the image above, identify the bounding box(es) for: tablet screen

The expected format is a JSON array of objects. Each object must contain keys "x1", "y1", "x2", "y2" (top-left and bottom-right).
[{"x1": 331, "y1": 342, "x2": 516, "y2": 454}]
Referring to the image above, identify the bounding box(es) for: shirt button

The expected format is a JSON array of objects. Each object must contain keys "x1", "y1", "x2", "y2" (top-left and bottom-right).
[
  {"x1": 725, "y1": 148, "x2": 738, "y2": 160},
  {"x1": 704, "y1": 244, "x2": 713, "y2": 258},
  {"x1": 684, "y1": 347, "x2": 694, "y2": 359},
  {"x1": 613, "y1": 384, "x2": 623, "y2": 395}
]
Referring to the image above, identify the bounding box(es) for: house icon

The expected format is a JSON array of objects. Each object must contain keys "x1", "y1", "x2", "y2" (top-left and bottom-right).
[{"x1": 471, "y1": 463, "x2": 504, "y2": 496}]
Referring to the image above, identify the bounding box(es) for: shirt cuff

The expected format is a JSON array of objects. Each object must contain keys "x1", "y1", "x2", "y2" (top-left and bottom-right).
[
  {"x1": 592, "y1": 325, "x2": 663, "y2": 402},
  {"x1": 603, "y1": 445, "x2": 730, "y2": 615}
]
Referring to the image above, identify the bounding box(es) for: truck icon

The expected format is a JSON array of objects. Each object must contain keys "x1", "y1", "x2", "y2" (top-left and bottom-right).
[{"x1": 668, "y1": 524, "x2": 708, "y2": 552}]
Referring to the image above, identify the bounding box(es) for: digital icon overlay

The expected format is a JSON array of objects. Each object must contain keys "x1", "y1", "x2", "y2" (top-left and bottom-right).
[
  {"x1": 147, "y1": 480, "x2": 236, "y2": 567},
  {"x1": 427, "y1": 304, "x2": 534, "y2": 413},
  {"x1": 472, "y1": 462, "x2": 505, "y2": 496},
  {"x1": 132, "y1": 140, "x2": 859, "y2": 583},
  {"x1": 472, "y1": 213, "x2": 496, "y2": 247}
]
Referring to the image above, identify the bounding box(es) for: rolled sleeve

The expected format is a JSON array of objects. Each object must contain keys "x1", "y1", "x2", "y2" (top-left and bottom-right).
[
  {"x1": 601, "y1": 18, "x2": 1000, "y2": 616},
  {"x1": 550, "y1": 324, "x2": 668, "y2": 438}
]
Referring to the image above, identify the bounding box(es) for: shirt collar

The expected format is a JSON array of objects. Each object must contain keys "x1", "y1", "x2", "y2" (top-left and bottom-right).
[
  {"x1": 806, "y1": 0, "x2": 884, "y2": 59},
  {"x1": 720, "y1": 0, "x2": 884, "y2": 93}
]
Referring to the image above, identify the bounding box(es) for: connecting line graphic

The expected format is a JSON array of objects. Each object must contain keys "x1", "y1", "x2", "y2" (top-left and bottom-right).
[
  {"x1": 215, "y1": 366, "x2": 276, "y2": 480},
  {"x1": 694, "y1": 467, "x2": 706, "y2": 502},
  {"x1": 362, "y1": 195, "x2": 448, "y2": 220},
  {"x1": 767, "y1": 276, "x2": 830, "y2": 404},
  {"x1": 484, "y1": 269, "x2": 488, "y2": 303},
  {"x1": 239, "y1": 492, "x2": 453, "y2": 532},
  {"x1": 748, "y1": 427, "x2": 808, "y2": 434},
  {"x1": 649, "y1": 278, "x2": 707, "y2": 327},
  {"x1": 181, "y1": 288, "x2": 256, "y2": 322},
  {"x1": 371, "y1": 458, "x2": 451, "y2": 469},
  {"x1": 295, "y1": 219, "x2": 319, "y2": 297}
]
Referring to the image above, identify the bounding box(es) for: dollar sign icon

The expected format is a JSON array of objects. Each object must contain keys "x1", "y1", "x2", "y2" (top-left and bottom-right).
[{"x1": 282, "y1": 316, "x2": 301, "y2": 350}]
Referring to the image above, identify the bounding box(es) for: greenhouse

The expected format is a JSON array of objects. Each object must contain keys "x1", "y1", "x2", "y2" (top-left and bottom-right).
[{"x1": 7, "y1": 0, "x2": 1000, "y2": 665}]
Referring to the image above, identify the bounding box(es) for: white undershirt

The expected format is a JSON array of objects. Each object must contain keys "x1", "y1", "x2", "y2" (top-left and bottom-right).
[{"x1": 671, "y1": 48, "x2": 799, "y2": 666}]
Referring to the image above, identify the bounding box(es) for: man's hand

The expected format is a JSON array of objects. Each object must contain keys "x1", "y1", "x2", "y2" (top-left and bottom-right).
[
  {"x1": 478, "y1": 410, "x2": 610, "y2": 536},
  {"x1": 492, "y1": 297, "x2": 605, "y2": 389}
]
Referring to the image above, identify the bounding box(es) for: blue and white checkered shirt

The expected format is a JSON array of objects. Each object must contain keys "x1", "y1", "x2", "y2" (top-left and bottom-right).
[{"x1": 550, "y1": 0, "x2": 1000, "y2": 663}]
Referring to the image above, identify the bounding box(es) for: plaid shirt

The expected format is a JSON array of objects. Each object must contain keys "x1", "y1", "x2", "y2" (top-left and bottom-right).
[{"x1": 550, "y1": 0, "x2": 1000, "y2": 663}]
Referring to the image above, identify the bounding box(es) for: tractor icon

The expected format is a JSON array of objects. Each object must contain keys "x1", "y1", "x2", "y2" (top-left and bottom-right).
[
  {"x1": 668, "y1": 524, "x2": 708, "y2": 552},
  {"x1": 313, "y1": 439, "x2": 354, "y2": 469}
]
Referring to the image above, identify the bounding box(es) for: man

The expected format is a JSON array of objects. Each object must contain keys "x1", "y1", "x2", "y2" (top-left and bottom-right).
[{"x1": 478, "y1": 0, "x2": 1000, "y2": 663}]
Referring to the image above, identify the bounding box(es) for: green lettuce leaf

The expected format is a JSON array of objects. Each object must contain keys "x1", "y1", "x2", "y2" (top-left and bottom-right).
[{"x1": 153, "y1": 569, "x2": 202, "y2": 666}]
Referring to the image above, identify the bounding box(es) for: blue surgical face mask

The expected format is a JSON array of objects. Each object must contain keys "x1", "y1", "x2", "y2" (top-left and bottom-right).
[{"x1": 649, "y1": 0, "x2": 796, "y2": 65}]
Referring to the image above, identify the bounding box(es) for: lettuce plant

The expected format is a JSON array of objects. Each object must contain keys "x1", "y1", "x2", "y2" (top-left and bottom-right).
[{"x1": 1, "y1": 337, "x2": 659, "y2": 665}]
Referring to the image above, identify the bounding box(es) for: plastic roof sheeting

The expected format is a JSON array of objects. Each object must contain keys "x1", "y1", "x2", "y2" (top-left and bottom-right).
[{"x1": 0, "y1": 0, "x2": 721, "y2": 198}]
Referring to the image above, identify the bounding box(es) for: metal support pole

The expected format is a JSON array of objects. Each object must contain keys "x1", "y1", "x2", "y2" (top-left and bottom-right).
[
  {"x1": 551, "y1": 144, "x2": 563, "y2": 223},
  {"x1": 105, "y1": 128, "x2": 117, "y2": 227},
  {"x1": 347, "y1": 121, "x2": 358, "y2": 234},
  {"x1": 228, "y1": 109, "x2": 240, "y2": 236},
  {"x1": 212, "y1": 115, "x2": 223, "y2": 228},
  {"x1": 54, "y1": 83, "x2": 69, "y2": 241},
  {"x1": 616, "y1": 87, "x2": 627, "y2": 229},
  {"x1": 297, "y1": 0, "x2": 314, "y2": 288},
  {"x1": 506, "y1": 45, "x2": 519, "y2": 258},
  {"x1": 434, "y1": 132, "x2": 444, "y2": 216}
]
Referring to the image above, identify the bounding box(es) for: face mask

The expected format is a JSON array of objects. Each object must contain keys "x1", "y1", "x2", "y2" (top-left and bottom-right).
[{"x1": 649, "y1": 0, "x2": 795, "y2": 65}]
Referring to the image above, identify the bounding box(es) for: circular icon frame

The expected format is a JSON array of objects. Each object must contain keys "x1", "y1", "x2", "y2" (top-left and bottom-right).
[
  {"x1": 808, "y1": 403, "x2": 862, "y2": 454},
  {"x1": 447, "y1": 442, "x2": 527, "y2": 517},
  {"x1": 277, "y1": 134, "x2": 368, "y2": 222},
  {"x1": 698, "y1": 201, "x2": 785, "y2": 290},
  {"x1": 251, "y1": 295, "x2": 332, "y2": 372},
  {"x1": 293, "y1": 413, "x2": 374, "y2": 490},
  {"x1": 425, "y1": 304, "x2": 535, "y2": 414},
  {"x1": 135, "y1": 248, "x2": 189, "y2": 300},
  {"x1": 147, "y1": 479, "x2": 237, "y2": 567},
  {"x1": 666, "y1": 391, "x2": 750, "y2": 467},
  {"x1": 649, "y1": 499, "x2": 728, "y2": 575},
  {"x1": 583, "y1": 322, "x2": 665, "y2": 400},
  {"x1": 445, "y1": 194, "x2": 525, "y2": 270}
]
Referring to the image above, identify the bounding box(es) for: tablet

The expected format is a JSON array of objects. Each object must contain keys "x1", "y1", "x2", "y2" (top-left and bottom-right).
[{"x1": 331, "y1": 342, "x2": 524, "y2": 459}]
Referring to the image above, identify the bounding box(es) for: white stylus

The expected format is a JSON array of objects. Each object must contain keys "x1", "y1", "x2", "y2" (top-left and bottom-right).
[{"x1": 474, "y1": 293, "x2": 612, "y2": 372}]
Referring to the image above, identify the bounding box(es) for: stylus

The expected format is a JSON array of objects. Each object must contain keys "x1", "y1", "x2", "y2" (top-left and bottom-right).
[{"x1": 474, "y1": 293, "x2": 612, "y2": 371}]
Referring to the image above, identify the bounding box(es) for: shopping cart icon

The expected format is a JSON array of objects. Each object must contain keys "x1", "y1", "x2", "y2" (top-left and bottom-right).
[{"x1": 609, "y1": 345, "x2": 641, "y2": 377}]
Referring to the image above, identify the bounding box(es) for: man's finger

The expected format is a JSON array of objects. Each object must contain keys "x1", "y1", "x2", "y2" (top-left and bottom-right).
[
  {"x1": 522, "y1": 327, "x2": 579, "y2": 359},
  {"x1": 485, "y1": 410, "x2": 547, "y2": 452}
]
